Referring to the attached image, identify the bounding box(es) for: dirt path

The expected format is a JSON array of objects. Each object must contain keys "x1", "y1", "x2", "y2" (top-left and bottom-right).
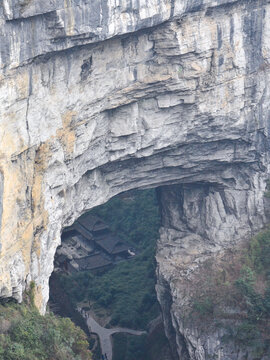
[{"x1": 78, "y1": 308, "x2": 146, "y2": 360}]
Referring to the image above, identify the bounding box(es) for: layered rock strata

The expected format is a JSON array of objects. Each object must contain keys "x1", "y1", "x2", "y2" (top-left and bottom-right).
[{"x1": 0, "y1": 0, "x2": 270, "y2": 358}]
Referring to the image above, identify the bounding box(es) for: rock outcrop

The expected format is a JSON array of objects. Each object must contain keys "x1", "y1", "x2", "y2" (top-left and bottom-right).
[
  {"x1": 0, "y1": 0, "x2": 270, "y2": 358},
  {"x1": 157, "y1": 183, "x2": 270, "y2": 359}
]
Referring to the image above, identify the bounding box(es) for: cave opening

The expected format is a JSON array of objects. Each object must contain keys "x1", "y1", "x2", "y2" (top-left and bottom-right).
[{"x1": 49, "y1": 188, "x2": 174, "y2": 360}]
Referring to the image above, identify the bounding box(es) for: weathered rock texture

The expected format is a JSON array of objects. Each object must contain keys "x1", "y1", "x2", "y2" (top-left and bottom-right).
[
  {"x1": 157, "y1": 183, "x2": 270, "y2": 360},
  {"x1": 0, "y1": 0, "x2": 270, "y2": 358}
]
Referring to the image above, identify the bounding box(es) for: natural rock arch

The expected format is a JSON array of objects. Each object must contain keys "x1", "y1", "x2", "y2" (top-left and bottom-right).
[{"x1": 0, "y1": 0, "x2": 270, "y2": 358}]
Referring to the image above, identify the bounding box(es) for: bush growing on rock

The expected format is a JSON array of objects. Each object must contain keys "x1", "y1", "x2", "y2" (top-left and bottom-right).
[
  {"x1": 189, "y1": 227, "x2": 270, "y2": 357},
  {"x1": 0, "y1": 300, "x2": 92, "y2": 360}
]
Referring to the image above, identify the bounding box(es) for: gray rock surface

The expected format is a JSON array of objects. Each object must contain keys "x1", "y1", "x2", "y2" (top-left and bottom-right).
[
  {"x1": 0, "y1": 0, "x2": 270, "y2": 358},
  {"x1": 157, "y1": 183, "x2": 270, "y2": 359}
]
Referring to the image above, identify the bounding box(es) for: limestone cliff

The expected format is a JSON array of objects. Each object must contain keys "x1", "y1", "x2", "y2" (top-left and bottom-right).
[{"x1": 0, "y1": 0, "x2": 270, "y2": 359}]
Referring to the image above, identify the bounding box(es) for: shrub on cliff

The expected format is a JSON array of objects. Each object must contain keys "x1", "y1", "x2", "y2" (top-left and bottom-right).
[
  {"x1": 189, "y1": 227, "x2": 270, "y2": 357},
  {"x1": 0, "y1": 300, "x2": 92, "y2": 360}
]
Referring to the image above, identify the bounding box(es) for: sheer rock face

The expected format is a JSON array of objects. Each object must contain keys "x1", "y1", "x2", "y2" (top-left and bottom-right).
[
  {"x1": 157, "y1": 182, "x2": 270, "y2": 360},
  {"x1": 0, "y1": 0, "x2": 270, "y2": 358}
]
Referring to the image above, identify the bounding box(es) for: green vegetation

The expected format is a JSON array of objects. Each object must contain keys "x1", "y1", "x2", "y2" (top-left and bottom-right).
[
  {"x1": 56, "y1": 189, "x2": 174, "y2": 360},
  {"x1": 0, "y1": 296, "x2": 92, "y2": 360},
  {"x1": 59, "y1": 189, "x2": 160, "y2": 329},
  {"x1": 190, "y1": 227, "x2": 270, "y2": 357},
  {"x1": 112, "y1": 322, "x2": 172, "y2": 360},
  {"x1": 112, "y1": 333, "x2": 147, "y2": 360},
  {"x1": 232, "y1": 229, "x2": 270, "y2": 356},
  {"x1": 192, "y1": 297, "x2": 214, "y2": 317},
  {"x1": 90, "y1": 188, "x2": 160, "y2": 251}
]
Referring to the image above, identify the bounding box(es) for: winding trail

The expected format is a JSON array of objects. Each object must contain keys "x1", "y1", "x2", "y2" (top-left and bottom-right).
[{"x1": 78, "y1": 308, "x2": 146, "y2": 360}]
